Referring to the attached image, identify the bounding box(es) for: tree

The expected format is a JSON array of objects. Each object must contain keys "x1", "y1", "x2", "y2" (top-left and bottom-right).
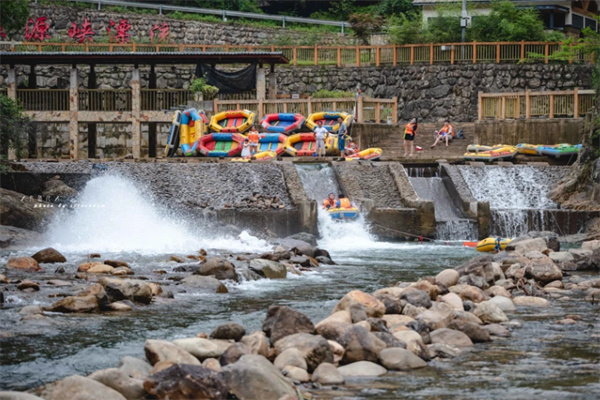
[
  {"x1": 349, "y1": 13, "x2": 384, "y2": 45},
  {"x1": 0, "y1": 0, "x2": 30, "y2": 35},
  {"x1": 387, "y1": 14, "x2": 424, "y2": 45},
  {"x1": 377, "y1": 0, "x2": 415, "y2": 16},
  {"x1": 0, "y1": 95, "x2": 34, "y2": 160},
  {"x1": 468, "y1": 1, "x2": 546, "y2": 42}
]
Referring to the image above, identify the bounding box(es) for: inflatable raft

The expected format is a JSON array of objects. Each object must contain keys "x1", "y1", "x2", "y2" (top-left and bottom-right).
[
  {"x1": 253, "y1": 133, "x2": 287, "y2": 156},
  {"x1": 305, "y1": 111, "x2": 352, "y2": 133},
  {"x1": 516, "y1": 143, "x2": 542, "y2": 155},
  {"x1": 231, "y1": 150, "x2": 277, "y2": 163},
  {"x1": 328, "y1": 206, "x2": 360, "y2": 221},
  {"x1": 179, "y1": 109, "x2": 209, "y2": 157},
  {"x1": 466, "y1": 144, "x2": 503, "y2": 153},
  {"x1": 209, "y1": 110, "x2": 255, "y2": 134},
  {"x1": 283, "y1": 133, "x2": 339, "y2": 156},
  {"x1": 476, "y1": 237, "x2": 511, "y2": 253},
  {"x1": 537, "y1": 143, "x2": 581, "y2": 158},
  {"x1": 260, "y1": 113, "x2": 305, "y2": 134},
  {"x1": 199, "y1": 133, "x2": 245, "y2": 157},
  {"x1": 345, "y1": 148, "x2": 382, "y2": 161},
  {"x1": 163, "y1": 110, "x2": 182, "y2": 158},
  {"x1": 463, "y1": 145, "x2": 518, "y2": 162}
]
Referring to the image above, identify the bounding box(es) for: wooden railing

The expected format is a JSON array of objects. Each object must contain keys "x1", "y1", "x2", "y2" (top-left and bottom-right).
[
  {"x1": 141, "y1": 89, "x2": 193, "y2": 111},
  {"x1": 478, "y1": 89, "x2": 596, "y2": 120},
  {"x1": 2, "y1": 41, "x2": 593, "y2": 66},
  {"x1": 79, "y1": 89, "x2": 132, "y2": 111},
  {"x1": 16, "y1": 89, "x2": 69, "y2": 111}
]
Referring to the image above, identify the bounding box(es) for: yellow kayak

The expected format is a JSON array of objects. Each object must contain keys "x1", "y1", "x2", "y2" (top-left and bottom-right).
[{"x1": 476, "y1": 237, "x2": 511, "y2": 252}]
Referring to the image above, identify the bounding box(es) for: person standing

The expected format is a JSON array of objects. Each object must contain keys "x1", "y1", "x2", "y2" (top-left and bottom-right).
[
  {"x1": 336, "y1": 116, "x2": 348, "y2": 156},
  {"x1": 247, "y1": 126, "x2": 262, "y2": 156},
  {"x1": 241, "y1": 138, "x2": 251, "y2": 160},
  {"x1": 314, "y1": 120, "x2": 329, "y2": 159},
  {"x1": 403, "y1": 118, "x2": 418, "y2": 157}
]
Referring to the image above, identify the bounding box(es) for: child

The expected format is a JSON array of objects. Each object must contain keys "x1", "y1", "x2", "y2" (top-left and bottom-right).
[{"x1": 241, "y1": 139, "x2": 251, "y2": 160}]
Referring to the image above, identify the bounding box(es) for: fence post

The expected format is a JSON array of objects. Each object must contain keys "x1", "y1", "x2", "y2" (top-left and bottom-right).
[
  {"x1": 501, "y1": 96, "x2": 506, "y2": 120},
  {"x1": 477, "y1": 91, "x2": 483, "y2": 121},
  {"x1": 392, "y1": 97, "x2": 398, "y2": 124},
  {"x1": 544, "y1": 43, "x2": 549, "y2": 64},
  {"x1": 472, "y1": 41, "x2": 477, "y2": 64},
  {"x1": 410, "y1": 45, "x2": 414, "y2": 65},
  {"x1": 496, "y1": 43, "x2": 500, "y2": 63},
  {"x1": 258, "y1": 98, "x2": 264, "y2": 120},
  {"x1": 332, "y1": 101, "x2": 337, "y2": 112},
  {"x1": 573, "y1": 87, "x2": 579, "y2": 118},
  {"x1": 549, "y1": 94, "x2": 554, "y2": 118},
  {"x1": 375, "y1": 102, "x2": 380, "y2": 123},
  {"x1": 69, "y1": 67, "x2": 79, "y2": 160},
  {"x1": 337, "y1": 47, "x2": 341, "y2": 67},
  {"x1": 520, "y1": 40, "x2": 525, "y2": 60},
  {"x1": 314, "y1": 45, "x2": 318, "y2": 66},
  {"x1": 292, "y1": 47, "x2": 297, "y2": 66},
  {"x1": 393, "y1": 45, "x2": 397, "y2": 66},
  {"x1": 131, "y1": 67, "x2": 141, "y2": 159},
  {"x1": 357, "y1": 95, "x2": 364, "y2": 123},
  {"x1": 307, "y1": 97, "x2": 313, "y2": 115},
  {"x1": 356, "y1": 46, "x2": 360, "y2": 67},
  {"x1": 450, "y1": 46, "x2": 455, "y2": 65},
  {"x1": 429, "y1": 43, "x2": 433, "y2": 65},
  {"x1": 376, "y1": 46, "x2": 381, "y2": 67},
  {"x1": 525, "y1": 89, "x2": 531, "y2": 119},
  {"x1": 214, "y1": 98, "x2": 219, "y2": 114},
  {"x1": 179, "y1": 43, "x2": 183, "y2": 52}
]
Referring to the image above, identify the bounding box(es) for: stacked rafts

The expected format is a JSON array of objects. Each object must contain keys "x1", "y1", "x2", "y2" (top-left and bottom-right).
[
  {"x1": 407, "y1": 167, "x2": 477, "y2": 241},
  {"x1": 458, "y1": 165, "x2": 570, "y2": 237}
]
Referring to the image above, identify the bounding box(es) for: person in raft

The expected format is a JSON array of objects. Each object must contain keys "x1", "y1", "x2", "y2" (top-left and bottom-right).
[
  {"x1": 247, "y1": 126, "x2": 263, "y2": 156},
  {"x1": 323, "y1": 193, "x2": 336, "y2": 209},
  {"x1": 241, "y1": 138, "x2": 251, "y2": 160},
  {"x1": 337, "y1": 116, "x2": 348, "y2": 154},
  {"x1": 430, "y1": 120, "x2": 454, "y2": 148},
  {"x1": 494, "y1": 237, "x2": 502, "y2": 253},
  {"x1": 314, "y1": 120, "x2": 329, "y2": 159},
  {"x1": 336, "y1": 194, "x2": 352, "y2": 209},
  {"x1": 403, "y1": 118, "x2": 418, "y2": 157}
]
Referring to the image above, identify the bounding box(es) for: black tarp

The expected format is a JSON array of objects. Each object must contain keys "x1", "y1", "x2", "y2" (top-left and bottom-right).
[{"x1": 195, "y1": 63, "x2": 256, "y2": 94}]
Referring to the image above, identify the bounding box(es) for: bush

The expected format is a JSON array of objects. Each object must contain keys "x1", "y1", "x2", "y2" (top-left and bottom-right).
[
  {"x1": 349, "y1": 13, "x2": 384, "y2": 44},
  {"x1": 468, "y1": 1, "x2": 546, "y2": 42},
  {"x1": 1, "y1": 0, "x2": 30, "y2": 35},
  {"x1": 387, "y1": 14, "x2": 424, "y2": 45},
  {"x1": 377, "y1": 0, "x2": 416, "y2": 16},
  {"x1": 312, "y1": 89, "x2": 354, "y2": 98},
  {"x1": 190, "y1": 77, "x2": 219, "y2": 100},
  {"x1": 0, "y1": 95, "x2": 33, "y2": 160}
]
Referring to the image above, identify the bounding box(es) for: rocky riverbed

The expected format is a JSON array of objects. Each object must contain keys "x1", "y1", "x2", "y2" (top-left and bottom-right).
[{"x1": 1, "y1": 231, "x2": 599, "y2": 399}]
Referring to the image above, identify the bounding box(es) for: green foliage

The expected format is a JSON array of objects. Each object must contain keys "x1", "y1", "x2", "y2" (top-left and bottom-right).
[
  {"x1": 190, "y1": 77, "x2": 219, "y2": 99},
  {"x1": 312, "y1": 89, "x2": 354, "y2": 98},
  {"x1": 0, "y1": 95, "x2": 33, "y2": 160},
  {"x1": 387, "y1": 14, "x2": 423, "y2": 45},
  {"x1": 1, "y1": 0, "x2": 30, "y2": 34},
  {"x1": 349, "y1": 13, "x2": 384, "y2": 45},
  {"x1": 190, "y1": 0, "x2": 263, "y2": 13},
  {"x1": 422, "y1": 6, "x2": 462, "y2": 43},
  {"x1": 468, "y1": 1, "x2": 546, "y2": 42},
  {"x1": 377, "y1": 0, "x2": 415, "y2": 16}
]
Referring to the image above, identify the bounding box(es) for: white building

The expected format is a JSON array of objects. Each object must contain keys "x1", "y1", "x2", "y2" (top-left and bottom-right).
[{"x1": 413, "y1": 0, "x2": 599, "y2": 33}]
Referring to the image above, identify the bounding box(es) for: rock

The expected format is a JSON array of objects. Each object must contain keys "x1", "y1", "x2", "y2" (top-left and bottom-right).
[
  {"x1": 416, "y1": 302, "x2": 455, "y2": 330},
  {"x1": 440, "y1": 292, "x2": 463, "y2": 310},
  {"x1": 371, "y1": 332, "x2": 407, "y2": 349},
  {"x1": 488, "y1": 295, "x2": 515, "y2": 312},
  {"x1": 392, "y1": 330, "x2": 429, "y2": 361},
  {"x1": 108, "y1": 302, "x2": 132, "y2": 311},
  {"x1": 210, "y1": 322, "x2": 246, "y2": 342},
  {"x1": 274, "y1": 348, "x2": 308, "y2": 371},
  {"x1": 435, "y1": 269, "x2": 460, "y2": 288},
  {"x1": 31, "y1": 248, "x2": 66, "y2": 263},
  {"x1": 104, "y1": 260, "x2": 129, "y2": 268},
  {"x1": 143, "y1": 364, "x2": 227, "y2": 400},
  {"x1": 400, "y1": 288, "x2": 432, "y2": 308},
  {"x1": 473, "y1": 301, "x2": 508, "y2": 323},
  {"x1": 382, "y1": 314, "x2": 414, "y2": 330},
  {"x1": 276, "y1": 238, "x2": 317, "y2": 257},
  {"x1": 485, "y1": 285, "x2": 513, "y2": 299},
  {"x1": 454, "y1": 255, "x2": 496, "y2": 286},
  {"x1": 202, "y1": 358, "x2": 222, "y2": 372},
  {"x1": 144, "y1": 339, "x2": 201, "y2": 366},
  {"x1": 332, "y1": 290, "x2": 386, "y2": 318},
  {"x1": 0, "y1": 274, "x2": 7, "y2": 283},
  {"x1": 171, "y1": 338, "x2": 232, "y2": 361},
  {"x1": 337, "y1": 361, "x2": 387, "y2": 377},
  {"x1": 311, "y1": 362, "x2": 344, "y2": 385},
  {"x1": 118, "y1": 356, "x2": 152, "y2": 379},
  {"x1": 402, "y1": 303, "x2": 425, "y2": 318},
  {"x1": 506, "y1": 237, "x2": 548, "y2": 255},
  {"x1": 285, "y1": 232, "x2": 318, "y2": 246},
  {"x1": 42, "y1": 177, "x2": 77, "y2": 198},
  {"x1": 47, "y1": 375, "x2": 126, "y2": 400},
  {"x1": 525, "y1": 258, "x2": 563, "y2": 284},
  {"x1": 582, "y1": 240, "x2": 600, "y2": 251},
  {"x1": 19, "y1": 305, "x2": 44, "y2": 315},
  {"x1": 378, "y1": 347, "x2": 428, "y2": 370},
  {"x1": 111, "y1": 267, "x2": 134, "y2": 276},
  {"x1": 17, "y1": 280, "x2": 39, "y2": 291},
  {"x1": 196, "y1": 257, "x2": 238, "y2": 281},
  {"x1": 100, "y1": 278, "x2": 153, "y2": 304},
  {"x1": 430, "y1": 328, "x2": 473, "y2": 348},
  {"x1": 328, "y1": 340, "x2": 345, "y2": 363},
  {"x1": 88, "y1": 368, "x2": 145, "y2": 400},
  {"x1": 428, "y1": 342, "x2": 462, "y2": 358},
  {"x1": 366, "y1": 317, "x2": 388, "y2": 332},
  {"x1": 6, "y1": 257, "x2": 41, "y2": 272},
  {"x1": 248, "y1": 259, "x2": 287, "y2": 279},
  {"x1": 222, "y1": 355, "x2": 296, "y2": 400},
  {"x1": 0, "y1": 188, "x2": 55, "y2": 231},
  {"x1": 262, "y1": 305, "x2": 315, "y2": 343},
  {"x1": 448, "y1": 284, "x2": 486, "y2": 303},
  {"x1": 78, "y1": 262, "x2": 102, "y2": 272},
  {"x1": 482, "y1": 323, "x2": 511, "y2": 337},
  {"x1": 219, "y1": 342, "x2": 251, "y2": 366},
  {"x1": 0, "y1": 392, "x2": 44, "y2": 400},
  {"x1": 273, "y1": 333, "x2": 333, "y2": 372},
  {"x1": 409, "y1": 280, "x2": 440, "y2": 300},
  {"x1": 349, "y1": 303, "x2": 368, "y2": 323},
  {"x1": 48, "y1": 295, "x2": 99, "y2": 313},
  {"x1": 375, "y1": 294, "x2": 404, "y2": 314},
  {"x1": 567, "y1": 249, "x2": 594, "y2": 270},
  {"x1": 338, "y1": 325, "x2": 386, "y2": 364},
  {"x1": 281, "y1": 365, "x2": 310, "y2": 382},
  {"x1": 87, "y1": 264, "x2": 115, "y2": 274},
  {"x1": 181, "y1": 275, "x2": 228, "y2": 293},
  {"x1": 549, "y1": 252, "x2": 574, "y2": 264},
  {"x1": 239, "y1": 330, "x2": 269, "y2": 357},
  {"x1": 513, "y1": 296, "x2": 550, "y2": 307},
  {"x1": 447, "y1": 320, "x2": 491, "y2": 343},
  {"x1": 78, "y1": 283, "x2": 110, "y2": 308}
]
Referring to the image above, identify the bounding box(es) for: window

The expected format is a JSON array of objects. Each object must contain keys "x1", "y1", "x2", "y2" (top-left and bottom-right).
[
  {"x1": 572, "y1": 14, "x2": 584, "y2": 29},
  {"x1": 585, "y1": 18, "x2": 597, "y2": 31}
]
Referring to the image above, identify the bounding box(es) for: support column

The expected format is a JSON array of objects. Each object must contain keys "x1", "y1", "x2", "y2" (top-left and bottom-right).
[
  {"x1": 256, "y1": 66, "x2": 266, "y2": 100},
  {"x1": 148, "y1": 64, "x2": 157, "y2": 157},
  {"x1": 69, "y1": 67, "x2": 79, "y2": 160},
  {"x1": 267, "y1": 64, "x2": 277, "y2": 100},
  {"x1": 88, "y1": 64, "x2": 97, "y2": 158},
  {"x1": 7, "y1": 68, "x2": 17, "y2": 160},
  {"x1": 131, "y1": 67, "x2": 141, "y2": 159}
]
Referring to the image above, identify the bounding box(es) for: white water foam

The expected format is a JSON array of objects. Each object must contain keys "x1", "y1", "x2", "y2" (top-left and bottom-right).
[{"x1": 43, "y1": 175, "x2": 270, "y2": 254}]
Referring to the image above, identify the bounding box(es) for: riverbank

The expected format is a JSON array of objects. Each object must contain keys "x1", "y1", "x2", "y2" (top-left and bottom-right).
[{"x1": 1, "y1": 232, "x2": 598, "y2": 399}]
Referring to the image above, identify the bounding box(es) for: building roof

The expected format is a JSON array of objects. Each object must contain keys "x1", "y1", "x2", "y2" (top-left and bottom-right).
[{"x1": 0, "y1": 51, "x2": 289, "y2": 67}]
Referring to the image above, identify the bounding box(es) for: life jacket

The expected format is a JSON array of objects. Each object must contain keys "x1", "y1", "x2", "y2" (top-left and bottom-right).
[
  {"x1": 323, "y1": 198, "x2": 335, "y2": 209},
  {"x1": 441, "y1": 124, "x2": 455, "y2": 137},
  {"x1": 404, "y1": 123, "x2": 415, "y2": 136},
  {"x1": 248, "y1": 131, "x2": 259, "y2": 143},
  {"x1": 347, "y1": 142, "x2": 358, "y2": 154},
  {"x1": 337, "y1": 198, "x2": 351, "y2": 208}
]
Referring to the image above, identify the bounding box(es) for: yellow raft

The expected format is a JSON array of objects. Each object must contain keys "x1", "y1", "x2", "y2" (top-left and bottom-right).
[
  {"x1": 305, "y1": 111, "x2": 353, "y2": 133},
  {"x1": 345, "y1": 148, "x2": 382, "y2": 161},
  {"x1": 516, "y1": 143, "x2": 542, "y2": 155},
  {"x1": 209, "y1": 109, "x2": 255, "y2": 134},
  {"x1": 283, "y1": 133, "x2": 339, "y2": 156},
  {"x1": 466, "y1": 144, "x2": 504, "y2": 153},
  {"x1": 230, "y1": 150, "x2": 277, "y2": 163},
  {"x1": 463, "y1": 145, "x2": 518, "y2": 162},
  {"x1": 476, "y1": 237, "x2": 511, "y2": 252}
]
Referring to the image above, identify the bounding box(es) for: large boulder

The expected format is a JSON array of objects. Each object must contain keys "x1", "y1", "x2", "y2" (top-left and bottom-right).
[
  {"x1": 440, "y1": 292, "x2": 463, "y2": 310},
  {"x1": 0, "y1": 188, "x2": 55, "y2": 231},
  {"x1": 378, "y1": 347, "x2": 427, "y2": 370},
  {"x1": 248, "y1": 259, "x2": 287, "y2": 279},
  {"x1": 100, "y1": 278, "x2": 153, "y2": 304},
  {"x1": 429, "y1": 328, "x2": 473, "y2": 348},
  {"x1": 392, "y1": 330, "x2": 430, "y2": 361},
  {"x1": 332, "y1": 290, "x2": 386, "y2": 318},
  {"x1": 524, "y1": 259, "x2": 563, "y2": 284},
  {"x1": 454, "y1": 256, "x2": 496, "y2": 287},
  {"x1": 222, "y1": 355, "x2": 296, "y2": 400},
  {"x1": 219, "y1": 342, "x2": 251, "y2": 366},
  {"x1": 210, "y1": 323, "x2": 246, "y2": 342},
  {"x1": 46, "y1": 375, "x2": 126, "y2": 400},
  {"x1": 0, "y1": 392, "x2": 45, "y2": 400},
  {"x1": 273, "y1": 333, "x2": 333, "y2": 372},
  {"x1": 371, "y1": 332, "x2": 407, "y2": 349},
  {"x1": 311, "y1": 362, "x2": 344, "y2": 385},
  {"x1": 0, "y1": 225, "x2": 43, "y2": 249},
  {"x1": 285, "y1": 232, "x2": 318, "y2": 246},
  {"x1": 435, "y1": 269, "x2": 460, "y2": 288},
  {"x1": 416, "y1": 302, "x2": 455, "y2": 330},
  {"x1": 338, "y1": 325, "x2": 386, "y2": 364},
  {"x1": 510, "y1": 231, "x2": 559, "y2": 252},
  {"x1": 400, "y1": 288, "x2": 432, "y2": 308},
  {"x1": 181, "y1": 276, "x2": 228, "y2": 293},
  {"x1": 143, "y1": 364, "x2": 228, "y2": 400},
  {"x1": 274, "y1": 348, "x2": 308, "y2": 371},
  {"x1": 447, "y1": 320, "x2": 491, "y2": 343},
  {"x1": 144, "y1": 339, "x2": 201, "y2": 366},
  {"x1": 31, "y1": 248, "x2": 66, "y2": 264},
  {"x1": 488, "y1": 296, "x2": 515, "y2": 312},
  {"x1": 262, "y1": 305, "x2": 315, "y2": 343},
  {"x1": 337, "y1": 361, "x2": 387, "y2": 377},
  {"x1": 473, "y1": 301, "x2": 508, "y2": 323},
  {"x1": 171, "y1": 338, "x2": 232, "y2": 361},
  {"x1": 276, "y1": 237, "x2": 317, "y2": 257},
  {"x1": 6, "y1": 257, "x2": 41, "y2": 272},
  {"x1": 118, "y1": 356, "x2": 152, "y2": 379},
  {"x1": 42, "y1": 176, "x2": 77, "y2": 198},
  {"x1": 88, "y1": 368, "x2": 145, "y2": 400},
  {"x1": 239, "y1": 331, "x2": 269, "y2": 357},
  {"x1": 448, "y1": 284, "x2": 487, "y2": 303},
  {"x1": 505, "y1": 237, "x2": 548, "y2": 255},
  {"x1": 195, "y1": 257, "x2": 238, "y2": 281},
  {"x1": 512, "y1": 296, "x2": 550, "y2": 307},
  {"x1": 48, "y1": 295, "x2": 99, "y2": 313}
]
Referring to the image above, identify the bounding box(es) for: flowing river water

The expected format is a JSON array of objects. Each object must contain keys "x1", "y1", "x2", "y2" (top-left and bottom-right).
[{"x1": 1, "y1": 173, "x2": 599, "y2": 399}]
